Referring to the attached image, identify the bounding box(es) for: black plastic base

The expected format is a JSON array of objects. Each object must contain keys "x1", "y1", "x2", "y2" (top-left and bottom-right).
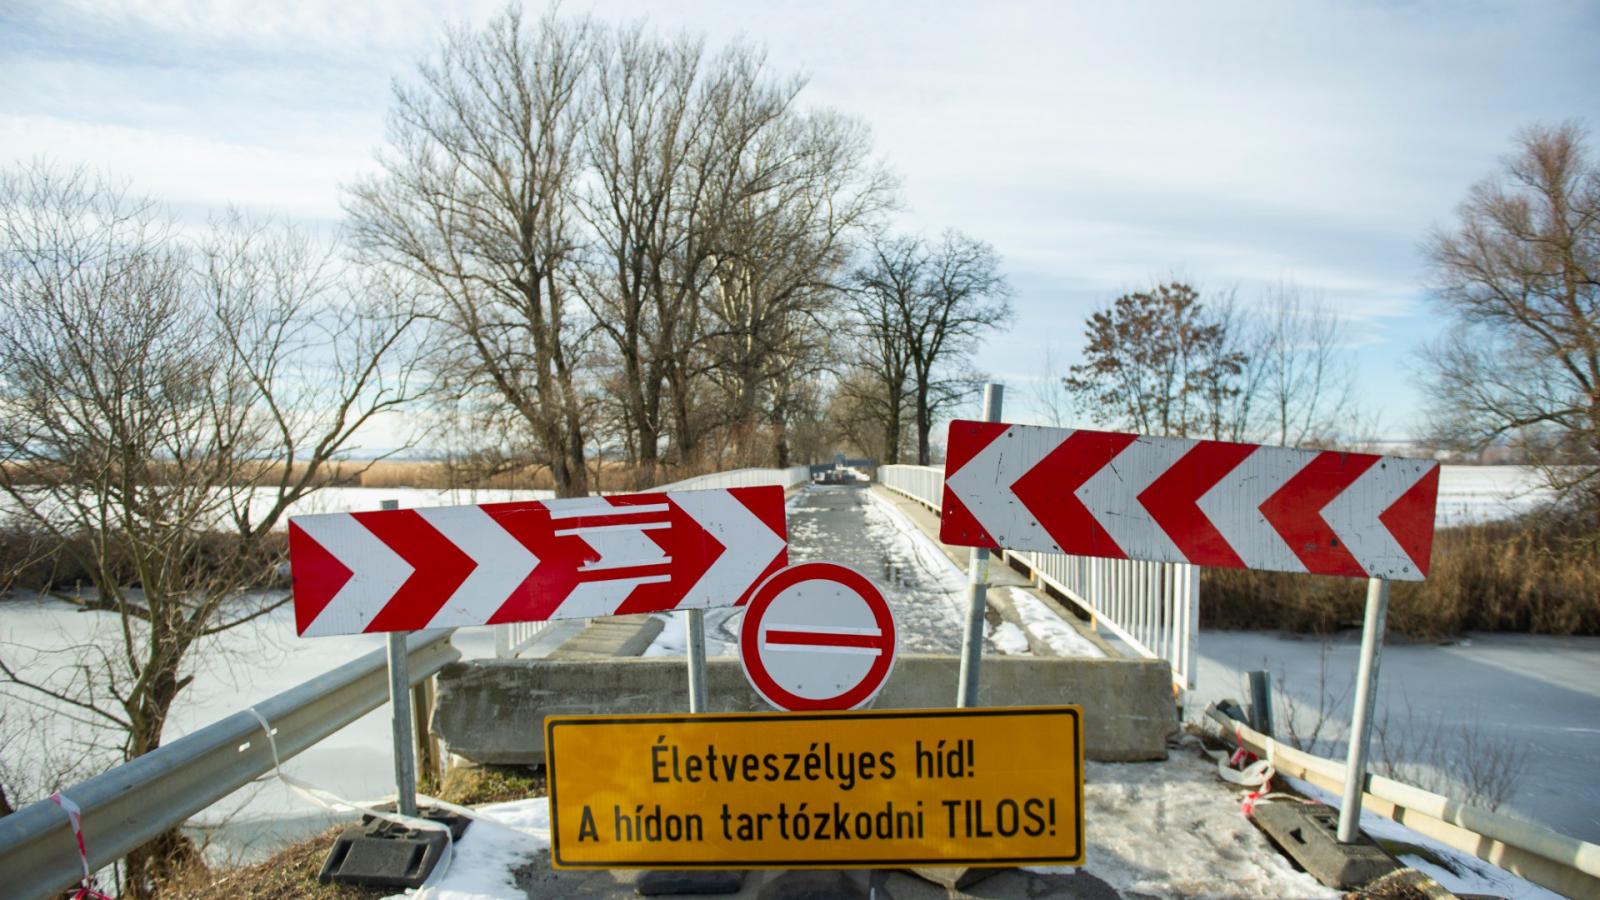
[
  {"x1": 1252, "y1": 802, "x2": 1401, "y2": 889},
  {"x1": 318, "y1": 807, "x2": 472, "y2": 889}
]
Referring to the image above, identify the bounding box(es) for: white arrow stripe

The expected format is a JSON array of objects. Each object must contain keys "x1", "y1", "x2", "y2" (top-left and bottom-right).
[
  {"x1": 296, "y1": 513, "x2": 413, "y2": 637},
  {"x1": 670, "y1": 490, "x2": 785, "y2": 608},
  {"x1": 944, "y1": 425, "x2": 1064, "y2": 550},
  {"x1": 1076, "y1": 434, "x2": 1194, "y2": 562},
  {"x1": 1321, "y1": 459, "x2": 1435, "y2": 578},
  {"x1": 417, "y1": 505, "x2": 540, "y2": 629},
  {"x1": 557, "y1": 522, "x2": 672, "y2": 572},
  {"x1": 553, "y1": 574, "x2": 672, "y2": 618},
  {"x1": 1196, "y1": 445, "x2": 1313, "y2": 573},
  {"x1": 546, "y1": 497, "x2": 668, "y2": 519}
]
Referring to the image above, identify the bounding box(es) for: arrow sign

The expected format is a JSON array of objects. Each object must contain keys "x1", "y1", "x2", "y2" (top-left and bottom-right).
[
  {"x1": 940, "y1": 421, "x2": 1439, "y2": 580},
  {"x1": 288, "y1": 486, "x2": 788, "y2": 636}
]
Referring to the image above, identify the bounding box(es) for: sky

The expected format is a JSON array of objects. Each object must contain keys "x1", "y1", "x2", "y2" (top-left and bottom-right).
[{"x1": 3, "y1": 0, "x2": 1598, "y2": 441}]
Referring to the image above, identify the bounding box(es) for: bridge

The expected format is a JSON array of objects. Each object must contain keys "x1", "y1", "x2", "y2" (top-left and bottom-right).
[{"x1": 1, "y1": 463, "x2": 1596, "y2": 898}]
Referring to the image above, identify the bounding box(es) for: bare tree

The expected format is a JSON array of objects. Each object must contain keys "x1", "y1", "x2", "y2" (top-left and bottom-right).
[
  {"x1": 1257, "y1": 283, "x2": 1356, "y2": 446},
  {"x1": 846, "y1": 233, "x2": 921, "y2": 463},
  {"x1": 1064, "y1": 282, "x2": 1244, "y2": 437},
  {"x1": 348, "y1": 7, "x2": 596, "y2": 497},
  {"x1": 0, "y1": 165, "x2": 421, "y2": 895},
  {"x1": 702, "y1": 105, "x2": 891, "y2": 464},
  {"x1": 1424, "y1": 121, "x2": 1600, "y2": 507},
  {"x1": 904, "y1": 231, "x2": 1011, "y2": 464},
  {"x1": 574, "y1": 26, "x2": 707, "y2": 486}
]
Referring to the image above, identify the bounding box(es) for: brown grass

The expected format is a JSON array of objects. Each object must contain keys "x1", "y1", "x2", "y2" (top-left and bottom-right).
[
  {"x1": 1202, "y1": 518, "x2": 1600, "y2": 638},
  {"x1": 156, "y1": 826, "x2": 387, "y2": 900}
]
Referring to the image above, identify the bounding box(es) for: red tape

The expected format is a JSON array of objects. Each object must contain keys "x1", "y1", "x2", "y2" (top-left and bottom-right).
[{"x1": 50, "y1": 792, "x2": 114, "y2": 899}]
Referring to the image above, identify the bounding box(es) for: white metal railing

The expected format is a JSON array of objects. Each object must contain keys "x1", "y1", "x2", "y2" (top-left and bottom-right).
[
  {"x1": 494, "y1": 465, "x2": 812, "y2": 658},
  {"x1": 878, "y1": 463, "x2": 1200, "y2": 690}
]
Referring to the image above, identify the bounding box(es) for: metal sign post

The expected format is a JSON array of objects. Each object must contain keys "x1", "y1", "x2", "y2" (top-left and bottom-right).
[
  {"x1": 957, "y1": 383, "x2": 1002, "y2": 708},
  {"x1": 1337, "y1": 576, "x2": 1390, "y2": 843},
  {"x1": 685, "y1": 609, "x2": 709, "y2": 714},
  {"x1": 379, "y1": 499, "x2": 419, "y2": 818}
]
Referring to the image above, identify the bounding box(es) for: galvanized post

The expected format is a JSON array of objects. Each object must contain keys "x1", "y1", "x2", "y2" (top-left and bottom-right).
[
  {"x1": 1247, "y1": 670, "x2": 1274, "y2": 737},
  {"x1": 686, "y1": 609, "x2": 708, "y2": 713},
  {"x1": 380, "y1": 498, "x2": 418, "y2": 818},
  {"x1": 1337, "y1": 576, "x2": 1389, "y2": 843},
  {"x1": 957, "y1": 383, "x2": 1003, "y2": 708}
]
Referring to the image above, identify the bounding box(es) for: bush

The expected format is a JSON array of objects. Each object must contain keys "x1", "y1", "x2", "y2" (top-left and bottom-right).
[{"x1": 1201, "y1": 515, "x2": 1600, "y2": 638}]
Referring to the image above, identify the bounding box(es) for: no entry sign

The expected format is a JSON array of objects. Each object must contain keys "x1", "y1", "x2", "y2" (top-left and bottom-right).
[
  {"x1": 288, "y1": 487, "x2": 787, "y2": 636},
  {"x1": 739, "y1": 562, "x2": 896, "y2": 711},
  {"x1": 546, "y1": 707, "x2": 1084, "y2": 869},
  {"x1": 941, "y1": 421, "x2": 1440, "y2": 580}
]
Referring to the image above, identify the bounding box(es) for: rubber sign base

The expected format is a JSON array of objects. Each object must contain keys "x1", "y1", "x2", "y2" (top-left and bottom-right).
[{"x1": 318, "y1": 807, "x2": 470, "y2": 890}]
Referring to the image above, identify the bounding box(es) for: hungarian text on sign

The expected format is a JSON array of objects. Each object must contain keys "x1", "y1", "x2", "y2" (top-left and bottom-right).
[
  {"x1": 940, "y1": 421, "x2": 1439, "y2": 580},
  {"x1": 288, "y1": 486, "x2": 787, "y2": 636},
  {"x1": 546, "y1": 707, "x2": 1084, "y2": 869}
]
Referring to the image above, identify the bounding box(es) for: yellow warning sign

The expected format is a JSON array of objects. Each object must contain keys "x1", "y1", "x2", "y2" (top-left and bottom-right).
[{"x1": 546, "y1": 706, "x2": 1083, "y2": 869}]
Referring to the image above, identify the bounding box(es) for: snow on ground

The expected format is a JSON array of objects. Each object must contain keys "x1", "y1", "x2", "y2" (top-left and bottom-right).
[
  {"x1": 1278, "y1": 775, "x2": 1563, "y2": 900},
  {"x1": 391, "y1": 755, "x2": 1343, "y2": 900},
  {"x1": 384, "y1": 798, "x2": 551, "y2": 900},
  {"x1": 996, "y1": 586, "x2": 1106, "y2": 658},
  {"x1": 1034, "y1": 751, "x2": 1341, "y2": 898}
]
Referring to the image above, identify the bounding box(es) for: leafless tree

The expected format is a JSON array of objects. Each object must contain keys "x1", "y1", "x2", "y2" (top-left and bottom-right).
[
  {"x1": 846, "y1": 233, "x2": 921, "y2": 463},
  {"x1": 348, "y1": 7, "x2": 596, "y2": 496},
  {"x1": 0, "y1": 164, "x2": 422, "y2": 895},
  {"x1": 574, "y1": 27, "x2": 709, "y2": 486},
  {"x1": 1064, "y1": 282, "x2": 1244, "y2": 437},
  {"x1": 1257, "y1": 283, "x2": 1356, "y2": 446},
  {"x1": 1424, "y1": 121, "x2": 1600, "y2": 508},
  {"x1": 701, "y1": 104, "x2": 892, "y2": 464},
  {"x1": 847, "y1": 230, "x2": 1010, "y2": 465},
  {"x1": 905, "y1": 232, "x2": 1011, "y2": 464}
]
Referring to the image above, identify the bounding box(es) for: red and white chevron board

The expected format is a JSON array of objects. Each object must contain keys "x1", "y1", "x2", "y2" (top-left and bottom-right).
[
  {"x1": 287, "y1": 486, "x2": 788, "y2": 637},
  {"x1": 940, "y1": 421, "x2": 1440, "y2": 580}
]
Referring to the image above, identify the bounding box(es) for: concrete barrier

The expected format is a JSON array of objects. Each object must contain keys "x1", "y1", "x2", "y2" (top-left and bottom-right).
[{"x1": 434, "y1": 654, "x2": 1176, "y2": 765}]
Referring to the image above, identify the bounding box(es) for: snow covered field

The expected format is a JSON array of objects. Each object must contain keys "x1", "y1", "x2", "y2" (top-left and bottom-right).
[{"x1": 1434, "y1": 465, "x2": 1554, "y2": 526}]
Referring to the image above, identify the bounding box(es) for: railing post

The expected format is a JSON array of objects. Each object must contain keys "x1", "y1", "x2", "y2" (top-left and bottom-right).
[
  {"x1": 957, "y1": 383, "x2": 1003, "y2": 708},
  {"x1": 1338, "y1": 576, "x2": 1389, "y2": 842}
]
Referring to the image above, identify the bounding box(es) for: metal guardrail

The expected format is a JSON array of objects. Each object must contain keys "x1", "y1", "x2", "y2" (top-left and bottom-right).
[
  {"x1": 494, "y1": 465, "x2": 811, "y2": 659},
  {"x1": 0, "y1": 631, "x2": 459, "y2": 900},
  {"x1": 1207, "y1": 708, "x2": 1600, "y2": 898},
  {"x1": 878, "y1": 464, "x2": 1200, "y2": 690}
]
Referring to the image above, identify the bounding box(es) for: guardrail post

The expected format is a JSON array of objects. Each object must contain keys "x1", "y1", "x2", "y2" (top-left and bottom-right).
[
  {"x1": 957, "y1": 382, "x2": 1002, "y2": 708},
  {"x1": 381, "y1": 498, "x2": 419, "y2": 818},
  {"x1": 1338, "y1": 576, "x2": 1389, "y2": 843}
]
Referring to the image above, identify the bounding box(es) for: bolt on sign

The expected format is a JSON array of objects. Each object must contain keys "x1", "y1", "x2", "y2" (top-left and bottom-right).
[
  {"x1": 941, "y1": 421, "x2": 1440, "y2": 580},
  {"x1": 546, "y1": 707, "x2": 1084, "y2": 869},
  {"x1": 287, "y1": 486, "x2": 787, "y2": 636}
]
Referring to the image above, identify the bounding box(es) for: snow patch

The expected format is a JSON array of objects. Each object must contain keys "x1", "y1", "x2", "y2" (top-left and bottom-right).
[
  {"x1": 381, "y1": 798, "x2": 551, "y2": 900},
  {"x1": 996, "y1": 587, "x2": 1105, "y2": 658}
]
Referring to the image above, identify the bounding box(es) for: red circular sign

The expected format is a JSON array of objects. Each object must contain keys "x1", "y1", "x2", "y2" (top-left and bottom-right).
[{"x1": 738, "y1": 561, "x2": 897, "y2": 711}]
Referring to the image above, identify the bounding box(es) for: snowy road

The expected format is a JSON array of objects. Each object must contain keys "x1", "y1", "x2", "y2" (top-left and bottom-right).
[{"x1": 645, "y1": 482, "x2": 1030, "y2": 658}]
